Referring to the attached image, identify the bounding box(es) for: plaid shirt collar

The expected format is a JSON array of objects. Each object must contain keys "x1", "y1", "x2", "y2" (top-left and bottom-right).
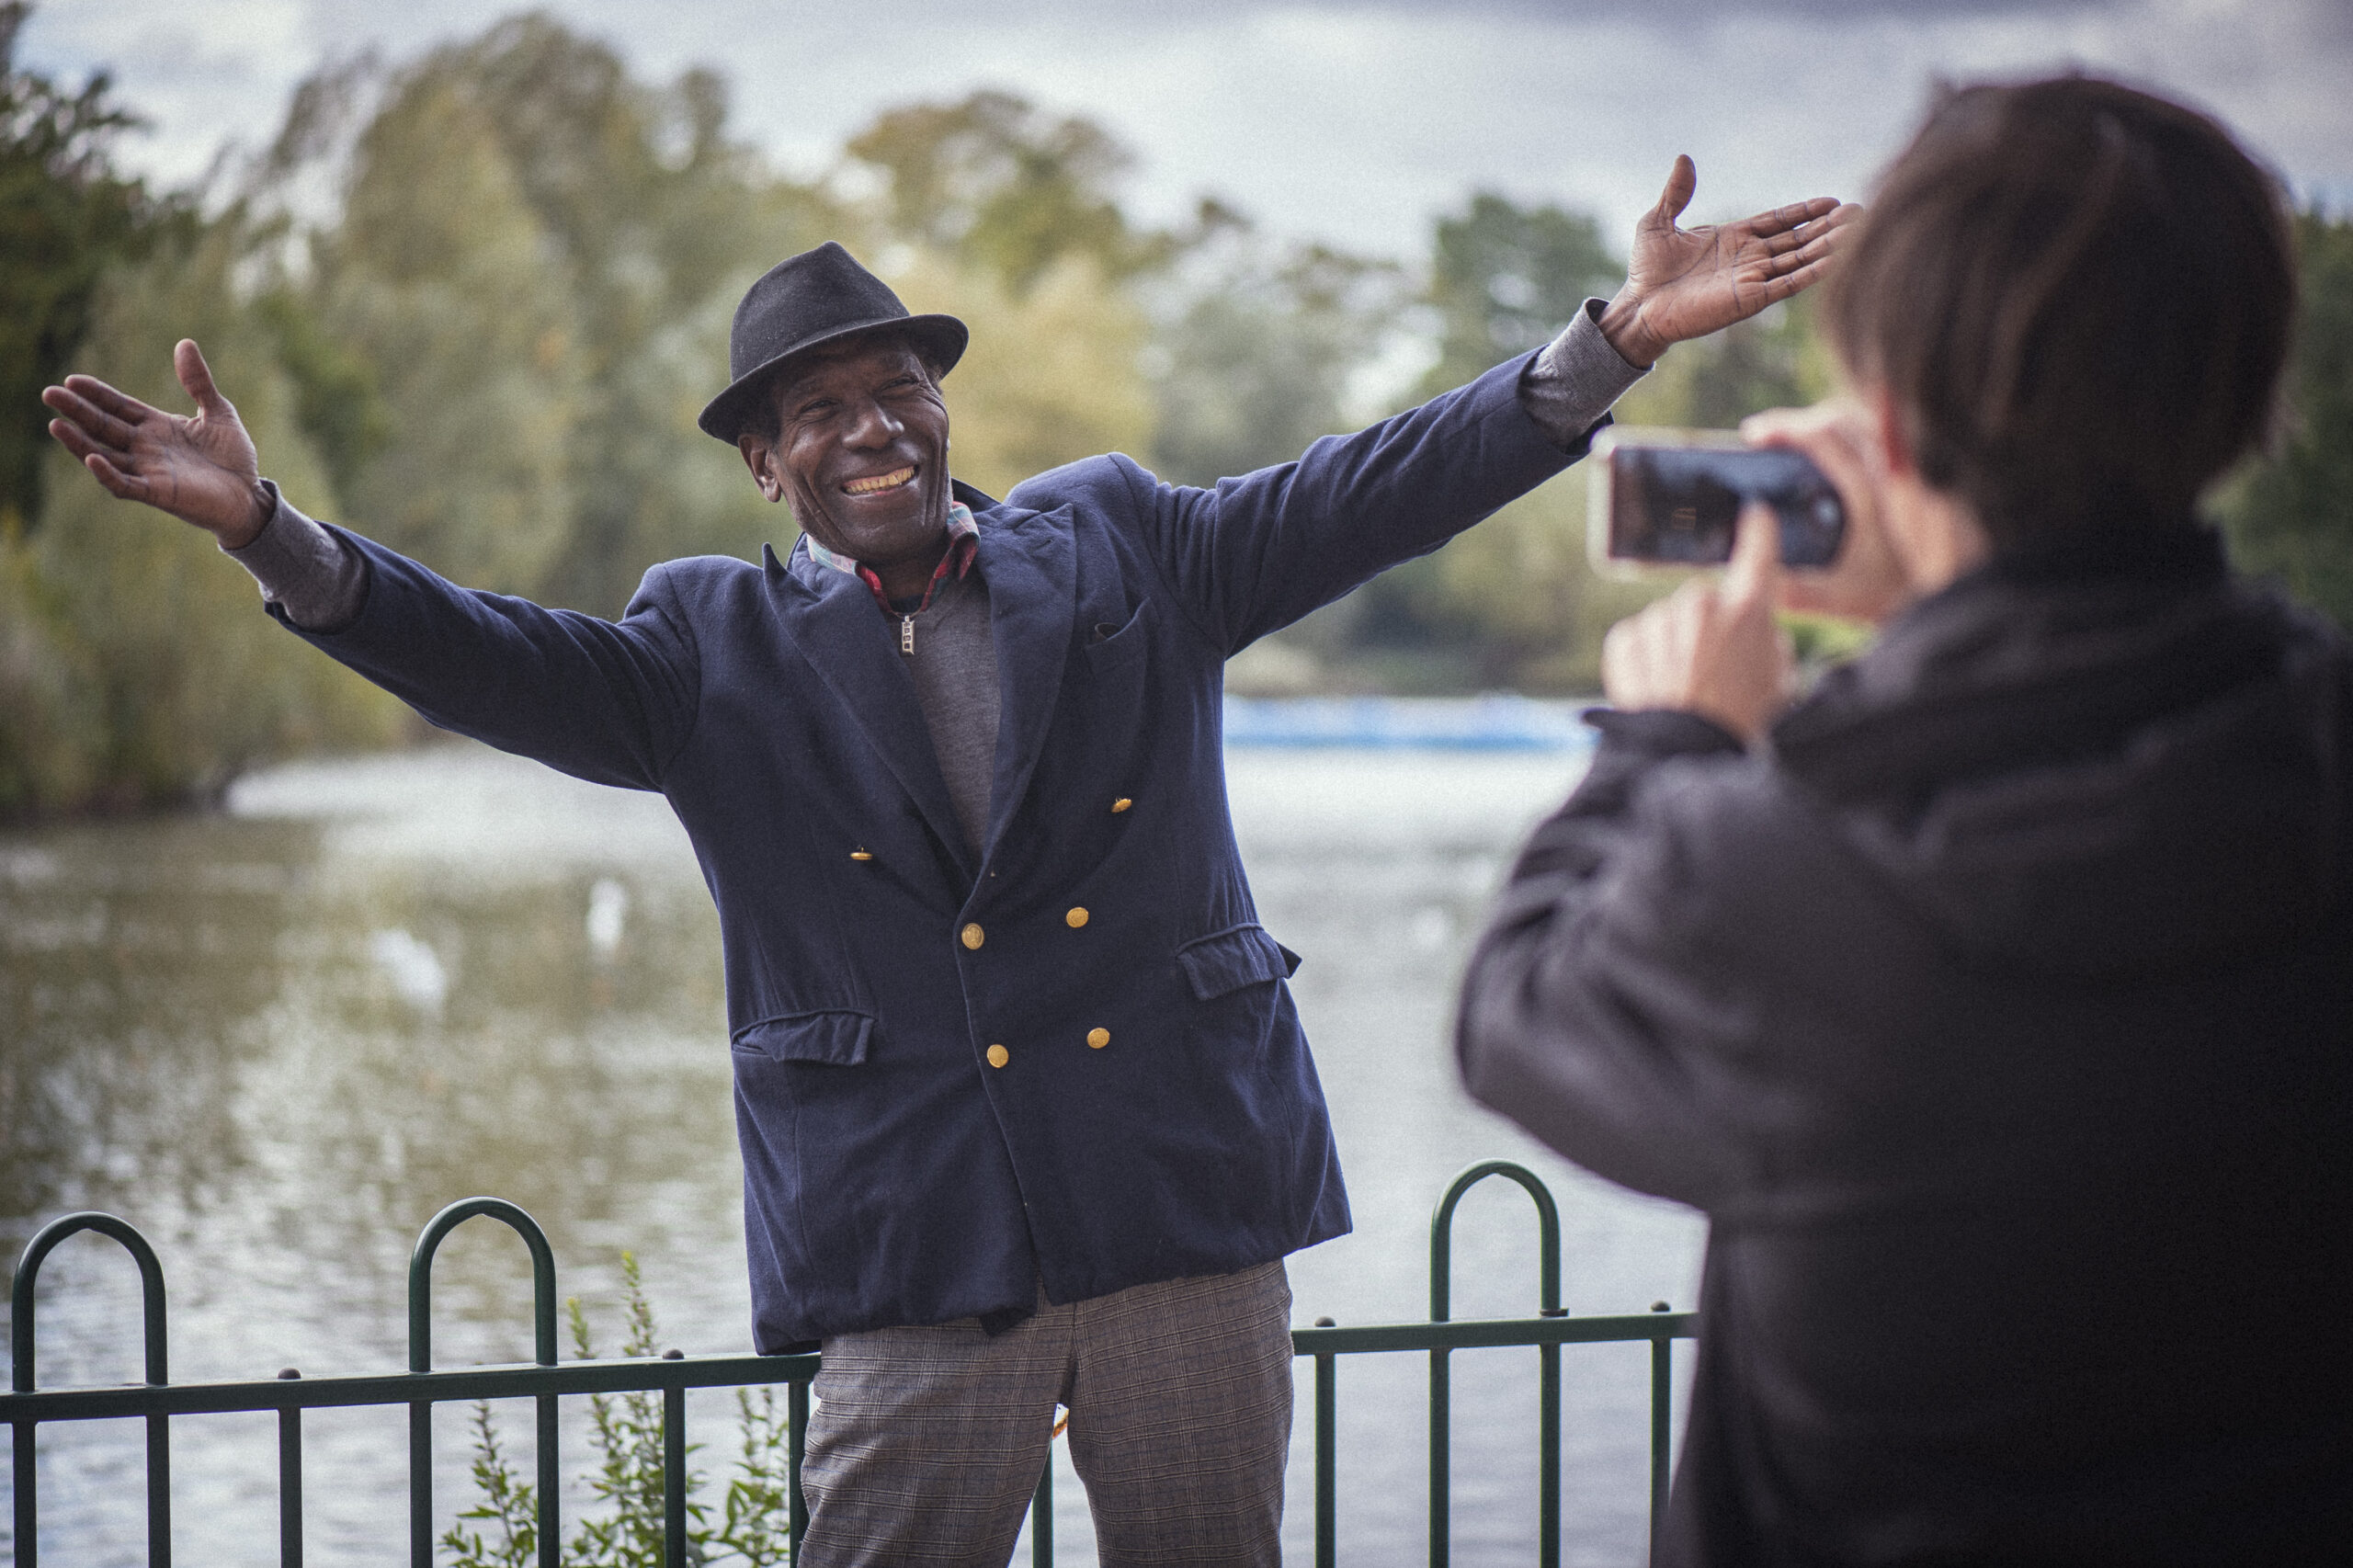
[{"x1": 804, "y1": 501, "x2": 980, "y2": 617}]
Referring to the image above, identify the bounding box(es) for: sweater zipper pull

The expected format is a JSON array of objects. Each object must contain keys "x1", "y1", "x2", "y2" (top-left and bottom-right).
[{"x1": 900, "y1": 612, "x2": 915, "y2": 655}]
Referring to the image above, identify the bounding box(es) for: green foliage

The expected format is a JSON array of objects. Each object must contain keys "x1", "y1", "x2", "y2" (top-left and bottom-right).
[
  {"x1": 1327, "y1": 472, "x2": 1661, "y2": 694},
  {"x1": 1782, "y1": 610, "x2": 1874, "y2": 668},
  {"x1": 0, "y1": 211, "x2": 406, "y2": 818},
  {"x1": 441, "y1": 1252, "x2": 796, "y2": 1568},
  {"x1": 1335, "y1": 191, "x2": 1650, "y2": 690},
  {"x1": 1150, "y1": 239, "x2": 1407, "y2": 487},
  {"x1": 443, "y1": 1402, "x2": 542, "y2": 1568},
  {"x1": 314, "y1": 69, "x2": 584, "y2": 593},
  {"x1": 1419, "y1": 191, "x2": 1621, "y2": 399},
  {"x1": 567, "y1": 1253, "x2": 709, "y2": 1564},
  {"x1": 897, "y1": 247, "x2": 1156, "y2": 500},
  {"x1": 258, "y1": 17, "x2": 833, "y2": 613},
  {"x1": 252, "y1": 284, "x2": 390, "y2": 502},
  {"x1": 713, "y1": 1389, "x2": 797, "y2": 1568},
  {"x1": 0, "y1": 1, "x2": 170, "y2": 534},
  {"x1": 847, "y1": 90, "x2": 1175, "y2": 294},
  {"x1": 1613, "y1": 293, "x2": 1836, "y2": 432},
  {"x1": 2221, "y1": 207, "x2": 2353, "y2": 631}
]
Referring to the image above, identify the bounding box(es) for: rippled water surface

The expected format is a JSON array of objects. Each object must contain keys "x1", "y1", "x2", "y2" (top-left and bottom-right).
[{"x1": 2, "y1": 737, "x2": 1702, "y2": 1565}]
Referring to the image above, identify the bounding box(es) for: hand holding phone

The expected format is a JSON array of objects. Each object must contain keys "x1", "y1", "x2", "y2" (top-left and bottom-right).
[
  {"x1": 1736, "y1": 400, "x2": 1918, "y2": 625},
  {"x1": 1600, "y1": 503, "x2": 1793, "y2": 744}
]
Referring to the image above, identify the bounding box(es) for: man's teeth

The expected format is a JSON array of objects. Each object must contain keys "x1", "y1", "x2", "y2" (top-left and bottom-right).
[{"x1": 844, "y1": 467, "x2": 915, "y2": 495}]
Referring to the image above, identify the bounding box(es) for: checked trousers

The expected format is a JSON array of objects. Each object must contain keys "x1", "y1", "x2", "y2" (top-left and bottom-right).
[{"x1": 797, "y1": 1260, "x2": 1294, "y2": 1566}]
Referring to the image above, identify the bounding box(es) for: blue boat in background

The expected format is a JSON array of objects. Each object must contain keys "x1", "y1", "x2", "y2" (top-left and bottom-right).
[{"x1": 1222, "y1": 694, "x2": 1597, "y2": 752}]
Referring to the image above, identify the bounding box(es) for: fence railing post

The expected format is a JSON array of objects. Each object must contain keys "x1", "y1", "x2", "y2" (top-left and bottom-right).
[
  {"x1": 1313, "y1": 1316, "x2": 1337, "y2": 1568},
  {"x1": 1030, "y1": 1449, "x2": 1053, "y2": 1566},
  {"x1": 11, "y1": 1211, "x2": 173, "y2": 1568},
  {"x1": 789, "y1": 1376, "x2": 811, "y2": 1561},
  {"x1": 1427, "y1": 1161, "x2": 1563, "y2": 1568},
  {"x1": 407, "y1": 1197, "x2": 562, "y2": 1568},
  {"x1": 662, "y1": 1349, "x2": 688, "y2": 1565},
  {"x1": 278, "y1": 1367, "x2": 304, "y2": 1568},
  {"x1": 1650, "y1": 1301, "x2": 1675, "y2": 1552}
]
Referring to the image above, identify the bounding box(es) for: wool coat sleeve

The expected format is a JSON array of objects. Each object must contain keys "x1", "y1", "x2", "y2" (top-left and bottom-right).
[
  {"x1": 271, "y1": 507, "x2": 701, "y2": 793},
  {"x1": 1107, "y1": 351, "x2": 1591, "y2": 653},
  {"x1": 1455, "y1": 709, "x2": 1767, "y2": 1210}
]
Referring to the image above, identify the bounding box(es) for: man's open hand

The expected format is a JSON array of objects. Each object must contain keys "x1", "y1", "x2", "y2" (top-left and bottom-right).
[
  {"x1": 43, "y1": 340, "x2": 272, "y2": 547},
  {"x1": 1598, "y1": 156, "x2": 1857, "y2": 368}
]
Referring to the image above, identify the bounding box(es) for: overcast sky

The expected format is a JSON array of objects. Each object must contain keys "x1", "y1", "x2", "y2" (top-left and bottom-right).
[{"x1": 19, "y1": 0, "x2": 2352, "y2": 263}]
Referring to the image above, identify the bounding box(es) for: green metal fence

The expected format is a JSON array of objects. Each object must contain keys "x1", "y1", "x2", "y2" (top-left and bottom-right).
[{"x1": 6, "y1": 1162, "x2": 1694, "y2": 1566}]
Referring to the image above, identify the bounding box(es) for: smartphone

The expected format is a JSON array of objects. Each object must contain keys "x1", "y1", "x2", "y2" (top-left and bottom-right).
[{"x1": 1588, "y1": 427, "x2": 1846, "y2": 571}]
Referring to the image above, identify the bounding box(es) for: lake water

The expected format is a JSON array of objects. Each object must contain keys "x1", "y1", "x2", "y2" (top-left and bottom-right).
[{"x1": 1, "y1": 735, "x2": 1703, "y2": 1565}]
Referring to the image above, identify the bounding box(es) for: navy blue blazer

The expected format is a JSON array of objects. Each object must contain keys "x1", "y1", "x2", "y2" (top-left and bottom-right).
[{"x1": 283, "y1": 352, "x2": 1591, "y2": 1349}]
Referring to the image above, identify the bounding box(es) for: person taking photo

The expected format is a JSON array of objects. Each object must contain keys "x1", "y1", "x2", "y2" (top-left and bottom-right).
[{"x1": 1459, "y1": 74, "x2": 2350, "y2": 1567}]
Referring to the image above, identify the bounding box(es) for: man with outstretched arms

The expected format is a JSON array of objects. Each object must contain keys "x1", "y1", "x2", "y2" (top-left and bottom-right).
[{"x1": 46, "y1": 159, "x2": 1847, "y2": 1563}]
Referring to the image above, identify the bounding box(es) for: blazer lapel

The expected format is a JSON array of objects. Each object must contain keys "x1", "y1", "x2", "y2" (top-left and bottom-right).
[
  {"x1": 972, "y1": 500, "x2": 1075, "y2": 863},
  {"x1": 763, "y1": 540, "x2": 977, "y2": 881}
]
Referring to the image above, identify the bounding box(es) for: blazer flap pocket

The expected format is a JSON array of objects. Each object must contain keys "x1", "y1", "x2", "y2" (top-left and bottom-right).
[
  {"x1": 733, "y1": 1009, "x2": 873, "y2": 1065},
  {"x1": 1176, "y1": 924, "x2": 1302, "y2": 1001}
]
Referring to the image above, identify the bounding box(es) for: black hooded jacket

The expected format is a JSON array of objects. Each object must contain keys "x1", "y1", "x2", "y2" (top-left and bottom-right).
[{"x1": 1458, "y1": 528, "x2": 2353, "y2": 1565}]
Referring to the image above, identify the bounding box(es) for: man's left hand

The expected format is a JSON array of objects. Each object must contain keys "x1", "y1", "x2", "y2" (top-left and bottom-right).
[
  {"x1": 1598, "y1": 156, "x2": 1858, "y2": 368},
  {"x1": 1600, "y1": 504, "x2": 1793, "y2": 745}
]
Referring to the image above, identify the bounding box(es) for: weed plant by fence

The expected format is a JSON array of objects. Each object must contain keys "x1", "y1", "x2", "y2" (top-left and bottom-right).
[{"x1": 6, "y1": 1161, "x2": 1695, "y2": 1567}]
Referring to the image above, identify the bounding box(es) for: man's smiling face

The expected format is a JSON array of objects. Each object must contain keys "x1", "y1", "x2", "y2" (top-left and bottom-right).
[{"x1": 739, "y1": 331, "x2": 952, "y2": 596}]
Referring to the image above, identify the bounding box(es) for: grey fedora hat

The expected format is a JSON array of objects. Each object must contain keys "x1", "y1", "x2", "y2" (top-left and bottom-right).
[{"x1": 697, "y1": 242, "x2": 969, "y2": 442}]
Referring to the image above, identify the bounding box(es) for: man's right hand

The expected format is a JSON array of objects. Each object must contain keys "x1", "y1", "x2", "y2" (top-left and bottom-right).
[
  {"x1": 43, "y1": 339, "x2": 273, "y2": 548},
  {"x1": 1739, "y1": 398, "x2": 1912, "y2": 626}
]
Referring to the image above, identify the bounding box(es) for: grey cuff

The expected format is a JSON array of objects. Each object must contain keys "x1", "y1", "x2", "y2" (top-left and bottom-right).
[
  {"x1": 1517, "y1": 299, "x2": 1648, "y2": 450},
  {"x1": 223, "y1": 481, "x2": 369, "y2": 633}
]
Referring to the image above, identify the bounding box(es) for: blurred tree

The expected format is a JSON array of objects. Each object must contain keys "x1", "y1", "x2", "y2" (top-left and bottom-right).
[
  {"x1": 302, "y1": 67, "x2": 586, "y2": 594},
  {"x1": 0, "y1": 1, "x2": 167, "y2": 537},
  {"x1": 398, "y1": 18, "x2": 830, "y2": 612},
  {"x1": 894, "y1": 249, "x2": 1154, "y2": 499},
  {"x1": 847, "y1": 90, "x2": 1176, "y2": 294},
  {"x1": 1149, "y1": 236, "x2": 1407, "y2": 487},
  {"x1": 2222, "y1": 208, "x2": 2353, "y2": 630},
  {"x1": 1418, "y1": 191, "x2": 1621, "y2": 399},
  {"x1": 1346, "y1": 191, "x2": 1639, "y2": 689},
  {"x1": 1, "y1": 214, "x2": 405, "y2": 817},
  {"x1": 262, "y1": 17, "x2": 835, "y2": 611},
  {"x1": 1613, "y1": 293, "x2": 1836, "y2": 430}
]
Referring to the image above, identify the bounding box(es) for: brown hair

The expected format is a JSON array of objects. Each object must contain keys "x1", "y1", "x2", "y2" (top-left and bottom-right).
[{"x1": 1822, "y1": 75, "x2": 2295, "y2": 547}]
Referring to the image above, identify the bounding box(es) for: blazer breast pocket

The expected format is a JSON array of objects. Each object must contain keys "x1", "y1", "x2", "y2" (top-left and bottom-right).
[
  {"x1": 1073, "y1": 599, "x2": 1156, "y2": 758},
  {"x1": 1084, "y1": 598, "x2": 1154, "y2": 676}
]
